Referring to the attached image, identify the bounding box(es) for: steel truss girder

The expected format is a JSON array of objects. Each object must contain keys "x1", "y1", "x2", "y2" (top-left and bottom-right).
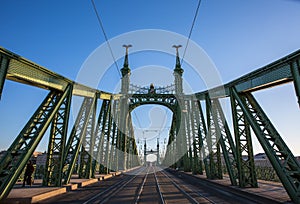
[
  {"x1": 163, "y1": 114, "x2": 177, "y2": 167},
  {"x1": 93, "y1": 99, "x2": 112, "y2": 174},
  {"x1": 62, "y1": 95, "x2": 97, "y2": 184},
  {"x1": 175, "y1": 99, "x2": 189, "y2": 171},
  {"x1": 205, "y1": 95, "x2": 222, "y2": 179},
  {"x1": 0, "y1": 54, "x2": 10, "y2": 99},
  {"x1": 230, "y1": 88, "x2": 257, "y2": 187},
  {"x1": 210, "y1": 98, "x2": 238, "y2": 186},
  {"x1": 43, "y1": 84, "x2": 73, "y2": 186},
  {"x1": 291, "y1": 59, "x2": 300, "y2": 107},
  {"x1": 231, "y1": 87, "x2": 300, "y2": 203},
  {"x1": 79, "y1": 96, "x2": 97, "y2": 179},
  {"x1": 196, "y1": 100, "x2": 211, "y2": 177},
  {"x1": 126, "y1": 114, "x2": 139, "y2": 169},
  {"x1": 189, "y1": 100, "x2": 202, "y2": 174},
  {"x1": 108, "y1": 100, "x2": 119, "y2": 172},
  {"x1": 0, "y1": 87, "x2": 69, "y2": 200},
  {"x1": 184, "y1": 100, "x2": 194, "y2": 172},
  {"x1": 129, "y1": 93, "x2": 177, "y2": 112}
]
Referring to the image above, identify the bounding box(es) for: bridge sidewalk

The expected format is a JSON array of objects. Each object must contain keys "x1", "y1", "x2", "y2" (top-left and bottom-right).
[
  {"x1": 1, "y1": 170, "x2": 126, "y2": 204},
  {"x1": 182, "y1": 171, "x2": 293, "y2": 204}
]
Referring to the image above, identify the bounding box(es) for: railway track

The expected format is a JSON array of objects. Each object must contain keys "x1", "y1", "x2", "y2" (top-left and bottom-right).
[{"x1": 42, "y1": 166, "x2": 284, "y2": 204}]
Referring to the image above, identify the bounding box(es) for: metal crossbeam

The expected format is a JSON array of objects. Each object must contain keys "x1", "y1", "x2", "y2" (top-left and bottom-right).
[
  {"x1": 196, "y1": 49, "x2": 300, "y2": 99},
  {"x1": 0, "y1": 47, "x2": 111, "y2": 99},
  {"x1": 231, "y1": 87, "x2": 300, "y2": 203},
  {"x1": 0, "y1": 88, "x2": 68, "y2": 200}
]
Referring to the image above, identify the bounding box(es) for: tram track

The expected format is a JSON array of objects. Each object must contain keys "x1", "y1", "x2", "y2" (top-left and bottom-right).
[{"x1": 41, "y1": 166, "x2": 285, "y2": 204}]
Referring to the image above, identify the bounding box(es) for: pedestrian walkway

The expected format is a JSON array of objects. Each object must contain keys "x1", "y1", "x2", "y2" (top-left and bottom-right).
[
  {"x1": 183, "y1": 171, "x2": 294, "y2": 204},
  {"x1": 2, "y1": 172, "x2": 122, "y2": 204}
]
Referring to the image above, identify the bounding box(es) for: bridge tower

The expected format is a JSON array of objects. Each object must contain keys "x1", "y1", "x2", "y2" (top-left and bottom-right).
[{"x1": 117, "y1": 45, "x2": 132, "y2": 170}]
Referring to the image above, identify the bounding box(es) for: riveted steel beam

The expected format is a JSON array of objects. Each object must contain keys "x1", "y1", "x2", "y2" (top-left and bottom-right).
[
  {"x1": 0, "y1": 88, "x2": 68, "y2": 200},
  {"x1": 62, "y1": 95, "x2": 97, "y2": 184},
  {"x1": 231, "y1": 87, "x2": 300, "y2": 203},
  {"x1": 210, "y1": 98, "x2": 238, "y2": 185},
  {"x1": 0, "y1": 54, "x2": 9, "y2": 99},
  {"x1": 196, "y1": 49, "x2": 300, "y2": 100},
  {"x1": 230, "y1": 87, "x2": 257, "y2": 187},
  {"x1": 43, "y1": 84, "x2": 73, "y2": 186}
]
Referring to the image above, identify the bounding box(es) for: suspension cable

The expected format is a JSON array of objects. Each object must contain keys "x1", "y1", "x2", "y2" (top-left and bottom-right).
[
  {"x1": 91, "y1": 0, "x2": 121, "y2": 78},
  {"x1": 181, "y1": 0, "x2": 202, "y2": 65}
]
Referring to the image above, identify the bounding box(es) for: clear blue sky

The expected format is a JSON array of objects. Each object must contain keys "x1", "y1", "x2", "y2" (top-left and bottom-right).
[{"x1": 1, "y1": 0, "x2": 300, "y2": 156}]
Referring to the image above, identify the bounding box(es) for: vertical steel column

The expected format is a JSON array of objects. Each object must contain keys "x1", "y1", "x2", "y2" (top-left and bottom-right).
[
  {"x1": 103, "y1": 100, "x2": 113, "y2": 174},
  {"x1": 205, "y1": 95, "x2": 222, "y2": 179},
  {"x1": 0, "y1": 89, "x2": 66, "y2": 200},
  {"x1": 62, "y1": 96, "x2": 96, "y2": 184},
  {"x1": 118, "y1": 95, "x2": 128, "y2": 170},
  {"x1": 92, "y1": 100, "x2": 107, "y2": 176},
  {"x1": 290, "y1": 60, "x2": 300, "y2": 107},
  {"x1": 211, "y1": 99, "x2": 238, "y2": 185},
  {"x1": 190, "y1": 99, "x2": 200, "y2": 174},
  {"x1": 43, "y1": 84, "x2": 73, "y2": 186},
  {"x1": 196, "y1": 100, "x2": 206, "y2": 175},
  {"x1": 164, "y1": 114, "x2": 176, "y2": 168},
  {"x1": 230, "y1": 87, "x2": 257, "y2": 187},
  {"x1": 0, "y1": 55, "x2": 9, "y2": 99},
  {"x1": 185, "y1": 99, "x2": 193, "y2": 172},
  {"x1": 176, "y1": 98, "x2": 188, "y2": 171},
  {"x1": 108, "y1": 100, "x2": 119, "y2": 172},
  {"x1": 232, "y1": 87, "x2": 300, "y2": 203},
  {"x1": 79, "y1": 95, "x2": 97, "y2": 179}
]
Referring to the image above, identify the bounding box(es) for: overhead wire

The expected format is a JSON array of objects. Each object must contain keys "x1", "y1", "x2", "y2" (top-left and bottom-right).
[
  {"x1": 91, "y1": 0, "x2": 121, "y2": 78},
  {"x1": 91, "y1": 0, "x2": 143, "y2": 130},
  {"x1": 181, "y1": 0, "x2": 202, "y2": 65}
]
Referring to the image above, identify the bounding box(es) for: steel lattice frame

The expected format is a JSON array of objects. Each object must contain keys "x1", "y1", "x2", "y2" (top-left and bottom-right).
[
  {"x1": 231, "y1": 87, "x2": 300, "y2": 203},
  {"x1": 210, "y1": 98, "x2": 239, "y2": 186},
  {"x1": 78, "y1": 95, "x2": 97, "y2": 179},
  {"x1": 43, "y1": 84, "x2": 73, "y2": 186},
  {"x1": 0, "y1": 88, "x2": 68, "y2": 200},
  {"x1": 62, "y1": 96, "x2": 96, "y2": 184},
  {"x1": 205, "y1": 95, "x2": 223, "y2": 179},
  {"x1": 230, "y1": 87, "x2": 258, "y2": 187}
]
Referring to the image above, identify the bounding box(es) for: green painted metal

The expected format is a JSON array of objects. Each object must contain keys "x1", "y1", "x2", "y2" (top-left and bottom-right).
[
  {"x1": 163, "y1": 114, "x2": 176, "y2": 168},
  {"x1": 103, "y1": 100, "x2": 113, "y2": 173},
  {"x1": 291, "y1": 59, "x2": 300, "y2": 107},
  {"x1": 185, "y1": 100, "x2": 194, "y2": 172},
  {"x1": 43, "y1": 84, "x2": 73, "y2": 186},
  {"x1": 230, "y1": 87, "x2": 257, "y2": 187},
  {"x1": 92, "y1": 99, "x2": 110, "y2": 174},
  {"x1": 62, "y1": 96, "x2": 96, "y2": 184},
  {"x1": 0, "y1": 89, "x2": 67, "y2": 200},
  {"x1": 210, "y1": 98, "x2": 238, "y2": 185},
  {"x1": 232, "y1": 87, "x2": 300, "y2": 203},
  {"x1": 189, "y1": 99, "x2": 202, "y2": 174},
  {"x1": 205, "y1": 96, "x2": 223, "y2": 179},
  {"x1": 78, "y1": 95, "x2": 97, "y2": 179},
  {"x1": 97, "y1": 99, "x2": 113, "y2": 174},
  {"x1": 109, "y1": 100, "x2": 119, "y2": 171},
  {"x1": 0, "y1": 54, "x2": 9, "y2": 99}
]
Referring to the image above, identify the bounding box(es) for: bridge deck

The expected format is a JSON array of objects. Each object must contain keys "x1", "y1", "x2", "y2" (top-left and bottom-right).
[
  {"x1": 2, "y1": 168, "x2": 293, "y2": 204},
  {"x1": 182, "y1": 171, "x2": 292, "y2": 204}
]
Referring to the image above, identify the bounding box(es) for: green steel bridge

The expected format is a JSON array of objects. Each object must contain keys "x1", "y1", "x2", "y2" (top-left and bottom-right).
[{"x1": 0, "y1": 46, "x2": 300, "y2": 203}]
